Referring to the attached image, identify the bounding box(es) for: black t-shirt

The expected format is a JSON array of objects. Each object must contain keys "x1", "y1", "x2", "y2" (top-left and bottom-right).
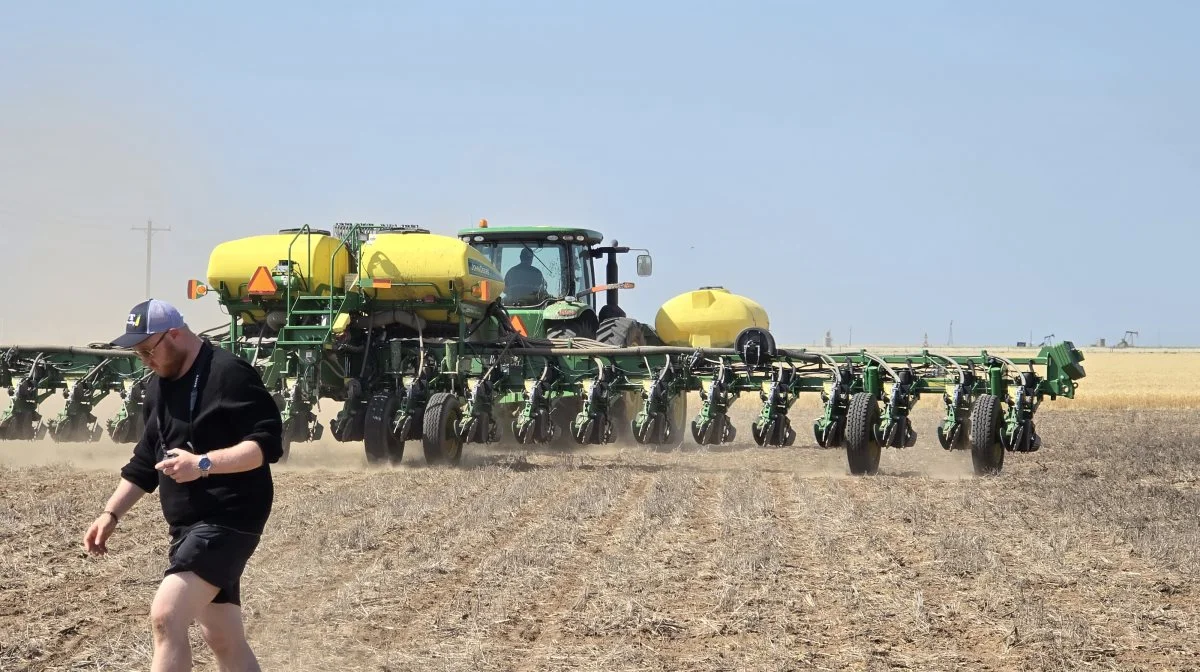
[{"x1": 120, "y1": 341, "x2": 284, "y2": 535}]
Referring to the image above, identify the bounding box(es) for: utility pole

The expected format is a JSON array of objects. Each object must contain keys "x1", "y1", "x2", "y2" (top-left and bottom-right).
[
  {"x1": 132, "y1": 219, "x2": 170, "y2": 298},
  {"x1": 947, "y1": 320, "x2": 954, "y2": 346}
]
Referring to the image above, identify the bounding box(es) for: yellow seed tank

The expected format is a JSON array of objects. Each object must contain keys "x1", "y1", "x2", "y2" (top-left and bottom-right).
[
  {"x1": 654, "y1": 286, "x2": 770, "y2": 348},
  {"x1": 206, "y1": 229, "x2": 351, "y2": 300},
  {"x1": 358, "y1": 230, "x2": 504, "y2": 323}
]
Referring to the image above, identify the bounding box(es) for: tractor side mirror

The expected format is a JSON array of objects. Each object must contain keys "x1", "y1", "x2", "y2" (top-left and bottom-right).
[{"x1": 636, "y1": 254, "x2": 653, "y2": 277}]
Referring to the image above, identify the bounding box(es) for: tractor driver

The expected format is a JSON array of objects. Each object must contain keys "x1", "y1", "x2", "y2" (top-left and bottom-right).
[{"x1": 503, "y1": 247, "x2": 546, "y2": 304}]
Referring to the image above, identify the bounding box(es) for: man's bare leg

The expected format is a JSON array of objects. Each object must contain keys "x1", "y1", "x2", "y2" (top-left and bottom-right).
[
  {"x1": 197, "y1": 602, "x2": 261, "y2": 672},
  {"x1": 149, "y1": 572, "x2": 219, "y2": 672}
]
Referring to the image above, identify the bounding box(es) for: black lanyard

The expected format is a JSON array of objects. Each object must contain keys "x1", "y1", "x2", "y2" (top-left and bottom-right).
[
  {"x1": 157, "y1": 344, "x2": 211, "y2": 453},
  {"x1": 187, "y1": 364, "x2": 202, "y2": 425}
]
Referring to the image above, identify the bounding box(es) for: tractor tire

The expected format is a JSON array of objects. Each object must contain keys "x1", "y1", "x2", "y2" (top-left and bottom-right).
[
  {"x1": 546, "y1": 316, "x2": 597, "y2": 340},
  {"x1": 597, "y1": 317, "x2": 644, "y2": 348},
  {"x1": 423, "y1": 392, "x2": 464, "y2": 466},
  {"x1": 597, "y1": 317, "x2": 645, "y2": 443},
  {"x1": 844, "y1": 392, "x2": 882, "y2": 475},
  {"x1": 969, "y1": 394, "x2": 1005, "y2": 476},
  {"x1": 363, "y1": 393, "x2": 404, "y2": 466}
]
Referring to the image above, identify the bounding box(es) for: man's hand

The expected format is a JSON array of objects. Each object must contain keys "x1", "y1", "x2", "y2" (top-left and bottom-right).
[
  {"x1": 83, "y1": 512, "x2": 118, "y2": 555},
  {"x1": 155, "y1": 446, "x2": 202, "y2": 483}
]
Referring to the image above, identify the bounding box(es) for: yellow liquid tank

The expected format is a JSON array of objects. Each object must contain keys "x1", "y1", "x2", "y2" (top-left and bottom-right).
[
  {"x1": 654, "y1": 286, "x2": 770, "y2": 348},
  {"x1": 206, "y1": 229, "x2": 350, "y2": 299},
  {"x1": 358, "y1": 230, "x2": 504, "y2": 323}
]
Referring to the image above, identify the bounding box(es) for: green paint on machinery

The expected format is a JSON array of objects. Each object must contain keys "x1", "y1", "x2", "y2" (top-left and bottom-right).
[
  {"x1": 0, "y1": 345, "x2": 149, "y2": 443},
  {"x1": 0, "y1": 221, "x2": 1087, "y2": 476}
]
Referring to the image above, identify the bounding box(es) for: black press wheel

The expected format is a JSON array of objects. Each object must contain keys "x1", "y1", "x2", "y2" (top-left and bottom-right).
[
  {"x1": 633, "y1": 393, "x2": 689, "y2": 451},
  {"x1": 845, "y1": 392, "x2": 881, "y2": 475},
  {"x1": 661, "y1": 393, "x2": 689, "y2": 450},
  {"x1": 423, "y1": 392, "x2": 464, "y2": 466},
  {"x1": 969, "y1": 393, "x2": 1005, "y2": 476},
  {"x1": 363, "y1": 393, "x2": 404, "y2": 466}
]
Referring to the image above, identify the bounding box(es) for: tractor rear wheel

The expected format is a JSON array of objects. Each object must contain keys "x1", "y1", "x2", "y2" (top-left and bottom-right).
[
  {"x1": 598, "y1": 317, "x2": 645, "y2": 443},
  {"x1": 423, "y1": 392, "x2": 464, "y2": 466},
  {"x1": 546, "y1": 316, "x2": 597, "y2": 340},
  {"x1": 597, "y1": 317, "x2": 643, "y2": 347},
  {"x1": 845, "y1": 392, "x2": 881, "y2": 475},
  {"x1": 363, "y1": 393, "x2": 404, "y2": 465},
  {"x1": 969, "y1": 394, "x2": 1005, "y2": 475}
]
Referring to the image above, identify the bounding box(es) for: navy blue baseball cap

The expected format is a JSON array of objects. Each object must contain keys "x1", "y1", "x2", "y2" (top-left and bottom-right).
[{"x1": 111, "y1": 299, "x2": 187, "y2": 348}]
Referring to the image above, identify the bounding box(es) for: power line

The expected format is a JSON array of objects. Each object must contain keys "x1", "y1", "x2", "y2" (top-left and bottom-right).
[{"x1": 131, "y1": 219, "x2": 170, "y2": 299}]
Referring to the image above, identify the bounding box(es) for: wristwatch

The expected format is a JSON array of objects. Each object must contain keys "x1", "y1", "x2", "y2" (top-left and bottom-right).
[{"x1": 198, "y1": 455, "x2": 212, "y2": 478}]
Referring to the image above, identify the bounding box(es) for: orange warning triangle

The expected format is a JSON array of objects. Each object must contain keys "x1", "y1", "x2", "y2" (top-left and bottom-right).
[
  {"x1": 510, "y1": 314, "x2": 528, "y2": 336},
  {"x1": 247, "y1": 266, "x2": 278, "y2": 295}
]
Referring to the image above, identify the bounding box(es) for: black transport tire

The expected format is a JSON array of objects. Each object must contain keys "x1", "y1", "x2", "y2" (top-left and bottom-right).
[
  {"x1": 845, "y1": 392, "x2": 882, "y2": 475},
  {"x1": 423, "y1": 392, "x2": 464, "y2": 466},
  {"x1": 970, "y1": 394, "x2": 1005, "y2": 476}
]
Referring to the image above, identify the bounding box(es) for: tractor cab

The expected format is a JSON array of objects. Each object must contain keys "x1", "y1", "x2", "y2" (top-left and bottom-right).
[{"x1": 457, "y1": 220, "x2": 652, "y2": 340}]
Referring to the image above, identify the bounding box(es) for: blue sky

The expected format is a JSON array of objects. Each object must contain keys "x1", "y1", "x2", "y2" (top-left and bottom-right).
[{"x1": 1, "y1": 1, "x2": 1196, "y2": 346}]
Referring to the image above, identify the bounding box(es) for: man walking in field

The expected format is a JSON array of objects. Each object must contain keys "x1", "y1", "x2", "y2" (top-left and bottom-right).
[{"x1": 83, "y1": 299, "x2": 284, "y2": 671}]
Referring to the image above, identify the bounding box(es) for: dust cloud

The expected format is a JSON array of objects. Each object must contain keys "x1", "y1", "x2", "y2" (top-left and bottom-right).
[
  {"x1": 0, "y1": 390, "x2": 977, "y2": 479},
  {"x1": 0, "y1": 64, "x2": 234, "y2": 346}
]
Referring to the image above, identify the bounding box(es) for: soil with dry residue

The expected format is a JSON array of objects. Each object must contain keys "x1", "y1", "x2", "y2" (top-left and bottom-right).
[{"x1": 1, "y1": 405, "x2": 1198, "y2": 671}]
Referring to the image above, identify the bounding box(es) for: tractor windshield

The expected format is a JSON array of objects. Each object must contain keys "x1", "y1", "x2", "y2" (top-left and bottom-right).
[{"x1": 473, "y1": 241, "x2": 593, "y2": 307}]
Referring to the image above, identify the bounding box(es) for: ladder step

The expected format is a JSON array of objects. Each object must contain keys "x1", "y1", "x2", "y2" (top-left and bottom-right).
[
  {"x1": 283, "y1": 325, "x2": 331, "y2": 331},
  {"x1": 290, "y1": 309, "x2": 333, "y2": 315}
]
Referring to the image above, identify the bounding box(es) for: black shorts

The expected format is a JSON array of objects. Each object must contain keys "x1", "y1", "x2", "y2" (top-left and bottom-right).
[{"x1": 165, "y1": 523, "x2": 261, "y2": 605}]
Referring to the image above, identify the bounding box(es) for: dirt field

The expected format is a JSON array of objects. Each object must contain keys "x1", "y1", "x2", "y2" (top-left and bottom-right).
[{"x1": 2, "y1": 396, "x2": 1199, "y2": 671}]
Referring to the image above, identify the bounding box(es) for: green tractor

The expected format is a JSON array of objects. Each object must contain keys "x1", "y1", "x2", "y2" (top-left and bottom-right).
[
  {"x1": 456, "y1": 220, "x2": 655, "y2": 348},
  {"x1": 455, "y1": 220, "x2": 678, "y2": 446}
]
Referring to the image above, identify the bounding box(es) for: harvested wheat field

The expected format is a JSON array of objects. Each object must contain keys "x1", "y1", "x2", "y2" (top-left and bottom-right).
[{"x1": 3, "y1": 356, "x2": 1200, "y2": 671}]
